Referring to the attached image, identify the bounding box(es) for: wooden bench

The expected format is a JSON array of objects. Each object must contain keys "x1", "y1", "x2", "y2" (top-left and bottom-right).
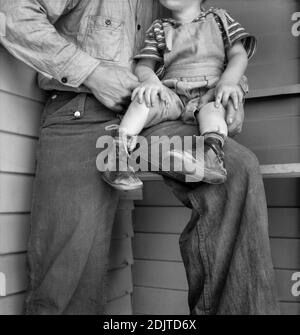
[{"x1": 137, "y1": 163, "x2": 300, "y2": 182}]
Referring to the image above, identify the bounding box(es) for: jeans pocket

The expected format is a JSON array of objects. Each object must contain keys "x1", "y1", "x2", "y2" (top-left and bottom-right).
[
  {"x1": 83, "y1": 15, "x2": 124, "y2": 62},
  {"x1": 41, "y1": 93, "x2": 86, "y2": 129}
]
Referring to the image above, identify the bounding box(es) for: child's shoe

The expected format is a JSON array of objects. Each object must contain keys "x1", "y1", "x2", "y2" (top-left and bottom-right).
[
  {"x1": 165, "y1": 133, "x2": 227, "y2": 184},
  {"x1": 202, "y1": 134, "x2": 227, "y2": 184},
  {"x1": 102, "y1": 127, "x2": 143, "y2": 191}
]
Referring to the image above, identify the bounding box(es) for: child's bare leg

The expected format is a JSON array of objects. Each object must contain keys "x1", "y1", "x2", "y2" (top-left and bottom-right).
[
  {"x1": 120, "y1": 99, "x2": 150, "y2": 136},
  {"x1": 101, "y1": 99, "x2": 149, "y2": 191},
  {"x1": 196, "y1": 102, "x2": 228, "y2": 138}
]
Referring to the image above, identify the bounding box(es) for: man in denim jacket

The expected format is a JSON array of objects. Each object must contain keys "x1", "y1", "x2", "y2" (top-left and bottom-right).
[{"x1": 0, "y1": 0, "x2": 279, "y2": 315}]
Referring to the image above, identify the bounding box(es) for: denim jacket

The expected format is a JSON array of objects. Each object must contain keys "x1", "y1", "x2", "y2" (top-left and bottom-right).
[
  {"x1": 0, "y1": 0, "x2": 160, "y2": 91},
  {"x1": 0, "y1": 0, "x2": 248, "y2": 94}
]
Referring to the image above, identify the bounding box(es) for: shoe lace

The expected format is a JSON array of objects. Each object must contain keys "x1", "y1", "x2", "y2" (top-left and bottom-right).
[{"x1": 206, "y1": 142, "x2": 224, "y2": 164}]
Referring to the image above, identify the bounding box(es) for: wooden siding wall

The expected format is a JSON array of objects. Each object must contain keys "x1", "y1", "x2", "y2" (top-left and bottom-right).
[
  {"x1": 212, "y1": 0, "x2": 300, "y2": 93},
  {"x1": 133, "y1": 0, "x2": 300, "y2": 315},
  {"x1": 0, "y1": 49, "x2": 134, "y2": 315}
]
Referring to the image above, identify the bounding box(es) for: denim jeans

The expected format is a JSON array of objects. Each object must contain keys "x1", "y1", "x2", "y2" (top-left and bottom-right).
[{"x1": 25, "y1": 92, "x2": 280, "y2": 315}]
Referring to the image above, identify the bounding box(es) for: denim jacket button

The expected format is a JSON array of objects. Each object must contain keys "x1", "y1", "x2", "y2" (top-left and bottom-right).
[
  {"x1": 105, "y1": 19, "x2": 112, "y2": 26},
  {"x1": 74, "y1": 111, "x2": 81, "y2": 119},
  {"x1": 61, "y1": 77, "x2": 68, "y2": 84}
]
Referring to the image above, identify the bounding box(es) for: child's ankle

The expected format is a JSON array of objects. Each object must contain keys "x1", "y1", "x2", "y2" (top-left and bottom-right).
[{"x1": 203, "y1": 132, "x2": 226, "y2": 147}]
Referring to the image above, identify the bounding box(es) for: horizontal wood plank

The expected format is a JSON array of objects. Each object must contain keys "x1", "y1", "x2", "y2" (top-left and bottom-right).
[
  {"x1": 0, "y1": 132, "x2": 37, "y2": 174},
  {"x1": 0, "y1": 214, "x2": 30, "y2": 254},
  {"x1": 245, "y1": 95, "x2": 300, "y2": 120},
  {"x1": 247, "y1": 59, "x2": 300, "y2": 91},
  {"x1": 265, "y1": 179, "x2": 300, "y2": 207},
  {"x1": 247, "y1": 85, "x2": 300, "y2": 99},
  {"x1": 269, "y1": 208, "x2": 300, "y2": 238},
  {"x1": 133, "y1": 287, "x2": 189, "y2": 315},
  {"x1": 136, "y1": 180, "x2": 300, "y2": 226},
  {"x1": 0, "y1": 254, "x2": 27, "y2": 296},
  {"x1": 0, "y1": 91, "x2": 42, "y2": 137},
  {"x1": 280, "y1": 302, "x2": 300, "y2": 316},
  {"x1": 271, "y1": 239, "x2": 300, "y2": 269},
  {"x1": 134, "y1": 207, "x2": 190, "y2": 234},
  {"x1": 133, "y1": 260, "x2": 300, "y2": 303},
  {"x1": 0, "y1": 208, "x2": 133, "y2": 254},
  {"x1": 135, "y1": 207, "x2": 300, "y2": 238},
  {"x1": 260, "y1": 164, "x2": 300, "y2": 178},
  {"x1": 135, "y1": 181, "x2": 183, "y2": 207},
  {"x1": 0, "y1": 293, "x2": 25, "y2": 315},
  {"x1": 253, "y1": 146, "x2": 300, "y2": 166},
  {"x1": 0, "y1": 174, "x2": 34, "y2": 213},
  {"x1": 139, "y1": 163, "x2": 300, "y2": 184},
  {"x1": 133, "y1": 233, "x2": 181, "y2": 262},
  {"x1": 237, "y1": 116, "x2": 300, "y2": 149},
  {"x1": 105, "y1": 293, "x2": 132, "y2": 315},
  {"x1": 137, "y1": 179, "x2": 300, "y2": 207},
  {"x1": 0, "y1": 255, "x2": 133, "y2": 298},
  {"x1": 133, "y1": 260, "x2": 188, "y2": 291},
  {"x1": 0, "y1": 292, "x2": 133, "y2": 315},
  {"x1": 134, "y1": 233, "x2": 300, "y2": 269}
]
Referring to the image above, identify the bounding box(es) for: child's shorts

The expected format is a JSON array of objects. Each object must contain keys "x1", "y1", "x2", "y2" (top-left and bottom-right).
[{"x1": 144, "y1": 75, "x2": 220, "y2": 128}]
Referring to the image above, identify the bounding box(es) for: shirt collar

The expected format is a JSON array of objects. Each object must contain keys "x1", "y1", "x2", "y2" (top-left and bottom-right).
[{"x1": 162, "y1": 7, "x2": 214, "y2": 28}]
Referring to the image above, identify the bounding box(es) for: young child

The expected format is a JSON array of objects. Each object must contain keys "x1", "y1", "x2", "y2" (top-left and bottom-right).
[{"x1": 102, "y1": 0, "x2": 256, "y2": 191}]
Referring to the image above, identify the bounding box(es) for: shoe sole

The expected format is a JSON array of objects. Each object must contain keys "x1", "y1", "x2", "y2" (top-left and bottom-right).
[
  {"x1": 102, "y1": 175, "x2": 144, "y2": 191},
  {"x1": 167, "y1": 151, "x2": 227, "y2": 184}
]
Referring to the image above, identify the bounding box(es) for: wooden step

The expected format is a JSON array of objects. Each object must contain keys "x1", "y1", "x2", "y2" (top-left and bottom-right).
[{"x1": 138, "y1": 163, "x2": 300, "y2": 181}]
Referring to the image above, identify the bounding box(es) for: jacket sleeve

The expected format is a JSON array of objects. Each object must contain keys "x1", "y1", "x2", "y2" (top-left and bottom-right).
[{"x1": 0, "y1": 0, "x2": 100, "y2": 88}]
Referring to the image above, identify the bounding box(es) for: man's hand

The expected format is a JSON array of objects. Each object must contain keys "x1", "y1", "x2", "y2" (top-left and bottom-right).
[
  {"x1": 84, "y1": 64, "x2": 139, "y2": 112},
  {"x1": 226, "y1": 98, "x2": 245, "y2": 137}
]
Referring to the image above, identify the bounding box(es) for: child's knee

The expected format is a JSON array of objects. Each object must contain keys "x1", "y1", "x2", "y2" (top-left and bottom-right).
[
  {"x1": 198, "y1": 102, "x2": 226, "y2": 118},
  {"x1": 197, "y1": 102, "x2": 228, "y2": 136}
]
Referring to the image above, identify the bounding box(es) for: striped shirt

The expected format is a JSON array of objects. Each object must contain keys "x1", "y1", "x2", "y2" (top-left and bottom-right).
[{"x1": 134, "y1": 7, "x2": 257, "y2": 77}]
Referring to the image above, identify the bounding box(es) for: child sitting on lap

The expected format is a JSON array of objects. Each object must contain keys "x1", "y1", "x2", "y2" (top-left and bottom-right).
[{"x1": 102, "y1": 0, "x2": 256, "y2": 191}]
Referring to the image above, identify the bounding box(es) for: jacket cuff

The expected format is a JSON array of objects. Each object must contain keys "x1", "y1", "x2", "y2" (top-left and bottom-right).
[{"x1": 56, "y1": 49, "x2": 100, "y2": 88}]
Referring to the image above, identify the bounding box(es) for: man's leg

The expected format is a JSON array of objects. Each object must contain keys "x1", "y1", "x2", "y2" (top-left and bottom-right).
[
  {"x1": 142, "y1": 121, "x2": 280, "y2": 315},
  {"x1": 25, "y1": 93, "x2": 120, "y2": 315}
]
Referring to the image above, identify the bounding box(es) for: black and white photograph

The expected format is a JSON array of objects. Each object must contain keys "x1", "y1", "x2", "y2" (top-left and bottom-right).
[{"x1": 0, "y1": 0, "x2": 299, "y2": 321}]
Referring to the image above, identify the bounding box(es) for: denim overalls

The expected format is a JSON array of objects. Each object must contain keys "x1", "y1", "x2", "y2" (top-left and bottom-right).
[
  {"x1": 146, "y1": 12, "x2": 226, "y2": 127},
  {"x1": 147, "y1": 13, "x2": 226, "y2": 127}
]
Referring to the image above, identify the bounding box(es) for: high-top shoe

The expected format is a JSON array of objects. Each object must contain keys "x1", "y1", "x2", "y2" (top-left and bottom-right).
[
  {"x1": 202, "y1": 135, "x2": 227, "y2": 184},
  {"x1": 166, "y1": 133, "x2": 227, "y2": 184},
  {"x1": 102, "y1": 127, "x2": 143, "y2": 191}
]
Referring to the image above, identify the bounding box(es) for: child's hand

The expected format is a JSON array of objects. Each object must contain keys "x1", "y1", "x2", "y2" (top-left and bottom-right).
[
  {"x1": 131, "y1": 79, "x2": 171, "y2": 108},
  {"x1": 215, "y1": 81, "x2": 244, "y2": 110}
]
